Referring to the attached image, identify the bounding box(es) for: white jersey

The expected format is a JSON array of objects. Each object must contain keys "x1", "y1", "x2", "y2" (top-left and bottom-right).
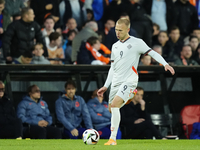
[{"x1": 111, "y1": 36, "x2": 151, "y2": 87}]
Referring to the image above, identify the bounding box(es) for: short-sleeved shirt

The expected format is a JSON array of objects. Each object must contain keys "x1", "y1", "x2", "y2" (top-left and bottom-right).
[{"x1": 111, "y1": 36, "x2": 151, "y2": 87}]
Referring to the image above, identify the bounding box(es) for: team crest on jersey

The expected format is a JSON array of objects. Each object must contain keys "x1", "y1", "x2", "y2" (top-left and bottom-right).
[{"x1": 127, "y1": 44, "x2": 132, "y2": 49}]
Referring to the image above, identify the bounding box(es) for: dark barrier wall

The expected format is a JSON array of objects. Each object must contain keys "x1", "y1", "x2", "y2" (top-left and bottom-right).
[{"x1": 1, "y1": 65, "x2": 200, "y2": 122}]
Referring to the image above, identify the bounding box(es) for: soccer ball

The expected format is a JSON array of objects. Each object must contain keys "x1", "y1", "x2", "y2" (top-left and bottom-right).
[{"x1": 82, "y1": 129, "x2": 100, "y2": 145}]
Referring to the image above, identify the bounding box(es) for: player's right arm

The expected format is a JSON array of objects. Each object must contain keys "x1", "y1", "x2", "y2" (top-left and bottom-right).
[{"x1": 97, "y1": 61, "x2": 114, "y2": 97}]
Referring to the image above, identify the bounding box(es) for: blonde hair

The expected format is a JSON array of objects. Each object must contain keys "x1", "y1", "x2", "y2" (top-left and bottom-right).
[
  {"x1": 35, "y1": 43, "x2": 43, "y2": 49},
  {"x1": 116, "y1": 18, "x2": 130, "y2": 28}
]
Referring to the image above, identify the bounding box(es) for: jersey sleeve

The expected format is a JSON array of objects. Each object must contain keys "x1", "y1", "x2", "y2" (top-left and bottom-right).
[{"x1": 137, "y1": 39, "x2": 152, "y2": 55}]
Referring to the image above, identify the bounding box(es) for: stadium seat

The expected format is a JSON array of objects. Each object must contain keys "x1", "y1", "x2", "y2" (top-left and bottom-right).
[
  {"x1": 180, "y1": 105, "x2": 200, "y2": 139},
  {"x1": 150, "y1": 114, "x2": 173, "y2": 136}
]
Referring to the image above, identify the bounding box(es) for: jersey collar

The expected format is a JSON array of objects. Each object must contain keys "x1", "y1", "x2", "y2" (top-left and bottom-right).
[{"x1": 120, "y1": 36, "x2": 130, "y2": 43}]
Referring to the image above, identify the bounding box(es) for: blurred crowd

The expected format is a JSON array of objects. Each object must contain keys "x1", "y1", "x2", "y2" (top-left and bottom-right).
[{"x1": 0, "y1": 0, "x2": 199, "y2": 66}]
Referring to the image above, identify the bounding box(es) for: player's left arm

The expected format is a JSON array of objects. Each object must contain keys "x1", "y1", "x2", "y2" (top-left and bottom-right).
[{"x1": 147, "y1": 50, "x2": 175, "y2": 75}]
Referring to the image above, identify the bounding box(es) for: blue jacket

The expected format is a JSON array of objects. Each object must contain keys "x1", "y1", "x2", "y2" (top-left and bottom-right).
[
  {"x1": 17, "y1": 96, "x2": 52, "y2": 125},
  {"x1": 190, "y1": 122, "x2": 200, "y2": 139},
  {"x1": 87, "y1": 97, "x2": 111, "y2": 130},
  {"x1": 55, "y1": 92, "x2": 93, "y2": 131}
]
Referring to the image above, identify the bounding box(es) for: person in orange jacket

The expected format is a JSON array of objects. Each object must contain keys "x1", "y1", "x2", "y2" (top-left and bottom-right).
[{"x1": 77, "y1": 36, "x2": 111, "y2": 65}]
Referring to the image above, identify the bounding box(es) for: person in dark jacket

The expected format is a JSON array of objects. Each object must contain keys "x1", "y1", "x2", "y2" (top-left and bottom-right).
[
  {"x1": 174, "y1": 0, "x2": 199, "y2": 37},
  {"x1": 0, "y1": 81, "x2": 23, "y2": 139},
  {"x1": 2, "y1": 7, "x2": 47, "y2": 63},
  {"x1": 128, "y1": 0, "x2": 153, "y2": 47},
  {"x1": 120, "y1": 87, "x2": 164, "y2": 139},
  {"x1": 17, "y1": 84, "x2": 62, "y2": 139},
  {"x1": 174, "y1": 45, "x2": 199, "y2": 66},
  {"x1": 87, "y1": 89, "x2": 121, "y2": 139},
  {"x1": 55, "y1": 80, "x2": 93, "y2": 139},
  {"x1": 102, "y1": 0, "x2": 124, "y2": 24},
  {"x1": 30, "y1": 0, "x2": 60, "y2": 27},
  {"x1": 163, "y1": 26, "x2": 184, "y2": 63}
]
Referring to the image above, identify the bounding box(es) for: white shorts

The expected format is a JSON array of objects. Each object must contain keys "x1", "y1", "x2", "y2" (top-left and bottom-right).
[{"x1": 109, "y1": 82, "x2": 137, "y2": 108}]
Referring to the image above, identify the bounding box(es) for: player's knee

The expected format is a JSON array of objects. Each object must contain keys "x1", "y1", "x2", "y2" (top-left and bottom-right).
[
  {"x1": 110, "y1": 103, "x2": 120, "y2": 108},
  {"x1": 111, "y1": 100, "x2": 123, "y2": 108}
]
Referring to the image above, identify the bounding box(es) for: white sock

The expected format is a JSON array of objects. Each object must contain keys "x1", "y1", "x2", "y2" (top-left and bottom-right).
[{"x1": 110, "y1": 107, "x2": 120, "y2": 141}]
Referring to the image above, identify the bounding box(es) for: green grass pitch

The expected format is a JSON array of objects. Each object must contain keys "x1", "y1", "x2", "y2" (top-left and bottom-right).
[{"x1": 0, "y1": 139, "x2": 200, "y2": 150}]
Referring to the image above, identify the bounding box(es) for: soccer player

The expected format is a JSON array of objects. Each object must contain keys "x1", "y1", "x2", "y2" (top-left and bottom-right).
[{"x1": 97, "y1": 18, "x2": 175, "y2": 145}]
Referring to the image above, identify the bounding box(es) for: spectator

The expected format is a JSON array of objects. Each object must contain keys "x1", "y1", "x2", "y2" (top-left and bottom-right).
[
  {"x1": 0, "y1": 81, "x2": 23, "y2": 139},
  {"x1": 32, "y1": 43, "x2": 51, "y2": 64},
  {"x1": 62, "y1": 18, "x2": 78, "y2": 40},
  {"x1": 139, "y1": 55, "x2": 152, "y2": 73},
  {"x1": 17, "y1": 85, "x2": 62, "y2": 139},
  {"x1": 189, "y1": 36, "x2": 199, "y2": 56},
  {"x1": 4, "y1": 0, "x2": 25, "y2": 16},
  {"x1": 101, "y1": 19, "x2": 115, "y2": 43},
  {"x1": 164, "y1": 26, "x2": 184, "y2": 63},
  {"x1": 174, "y1": 45, "x2": 199, "y2": 66},
  {"x1": 120, "y1": 87, "x2": 164, "y2": 139},
  {"x1": 104, "y1": 19, "x2": 115, "y2": 35},
  {"x1": 155, "y1": 31, "x2": 171, "y2": 61},
  {"x1": 139, "y1": 55, "x2": 151, "y2": 66},
  {"x1": 192, "y1": 28, "x2": 200, "y2": 43},
  {"x1": 2, "y1": 7, "x2": 47, "y2": 63},
  {"x1": 59, "y1": 0, "x2": 87, "y2": 30},
  {"x1": 30, "y1": 0, "x2": 60, "y2": 27},
  {"x1": 13, "y1": 51, "x2": 33, "y2": 64},
  {"x1": 152, "y1": 23, "x2": 160, "y2": 46},
  {"x1": 42, "y1": 15, "x2": 55, "y2": 47},
  {"x1": 0, "y1": 0, "x2": 11, "y2": 63},
  {"x1": 87, "y1": 89, "x2": 122, "y2": 139},
  {"x1": 63, "y1": 30, "x2": 77, "y2": 64},
  {"x1": 71, "y1": 21, "x2": 98, "y2": 63},
  {"x1": 157, "y1": 31, "x2": 169, "y2": 47},
  {"x1": 86, "y1": 9, "x2": 94, "y2": 22},
  {"x1": 184, "y1": 28, "x2": 200, "y2": 44},
  {"x1": 55, "y1": 80, "x2": 93, "y2": 139},
  {"x1": 47, "y1": 32, "x2": 64, "y2": 64},
  {"x1": 194, "y1": 46, "x2": 200, "y2": 64},
  {"x1": 174, "y1": 0, "x2": 199, "y2": 37},
  {"x1": 151, "y1": 45, "x2": 163, "y2": 66},
  {"x1": 77, "y1": 36, "x2": 111, "y2": 65},
  {"x1": 104, "y1": 13, "x2": 137, "y2": 50},
  {"x1": 142, "y1": 0, "x2": 176, "y2": 32}
]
